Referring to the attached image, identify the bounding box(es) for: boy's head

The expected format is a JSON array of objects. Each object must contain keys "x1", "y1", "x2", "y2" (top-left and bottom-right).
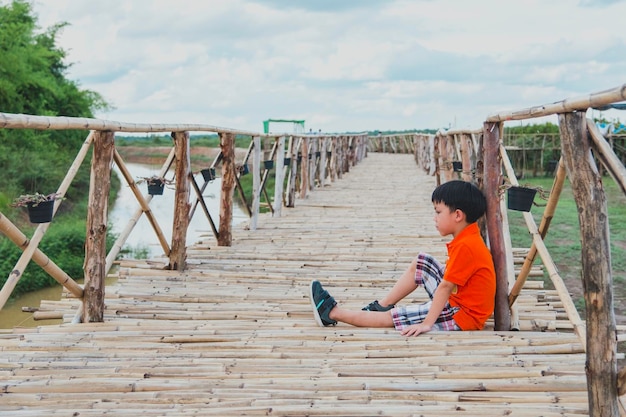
[{"x1": 431, "y1": 180, "x2": 487, "y2": 223}]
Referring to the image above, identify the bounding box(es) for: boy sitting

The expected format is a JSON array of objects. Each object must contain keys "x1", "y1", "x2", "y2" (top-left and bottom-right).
[{"x1": 310, "y1": 180, "x2": 496, "y2": 336}]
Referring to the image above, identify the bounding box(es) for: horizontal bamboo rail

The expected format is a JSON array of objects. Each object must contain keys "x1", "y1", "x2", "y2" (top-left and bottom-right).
[{"x1": 486, "y1": 83, "x2": 626, "y2": 122}]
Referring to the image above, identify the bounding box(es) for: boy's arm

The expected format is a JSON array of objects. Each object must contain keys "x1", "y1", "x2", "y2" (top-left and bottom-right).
[{"x1": 400, "y1": 279, "x2": 456, "y2": 337}]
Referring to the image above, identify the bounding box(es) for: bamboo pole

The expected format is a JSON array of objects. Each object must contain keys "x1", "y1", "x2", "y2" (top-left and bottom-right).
[
  {"x1": 168, "y1": 131, "x2": 191, "y2": 271},
  {"x1": 559, "y1": 111, "x2": 618, "y2": 416},
  {"x1": 0, "y1": 214, "x2": 83, "y2": 301},
  {"x1": 487, "y1": 83, "x2": 626, "y2": 122},
  {"x1": 0, "y1": 111, "x2": 265, "y2": 136},
  {"x1": 0, "y1": 131, "x2": 94, "y2": 310},
  {"x1": 586, "y1": 118, "x2": 626, "y2": 195},
  {"x1": 106, "y1": 149, "x2": 172, "y2": 270},
  {"x1": 500, "y1": 145, "x2": 586, "y2": 344},
  {"x1": 82, "y1": 131, "x2": 115, "y2": 323},
  {"x1": 483, "y1": 122, "x2": 511, "y2": 330},
  {"x1": 189, "y1": 174, "x2": 219, "y2": 240},
  {"x1": 508, "y1": 156, "x2": 566, "y2": 306}
]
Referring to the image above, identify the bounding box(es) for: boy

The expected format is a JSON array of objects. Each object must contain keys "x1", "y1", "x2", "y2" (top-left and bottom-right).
[{"x1": 310, "y1": 180, "x2": 496, "y2": 337}]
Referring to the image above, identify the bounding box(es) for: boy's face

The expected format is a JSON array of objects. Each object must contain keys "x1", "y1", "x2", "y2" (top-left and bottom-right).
[{"x1": 432, "y1": 201, "x2": 458, "y2": 237}]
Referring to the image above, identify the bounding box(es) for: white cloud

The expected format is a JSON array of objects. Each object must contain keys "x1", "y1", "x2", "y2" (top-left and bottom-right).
[{"x1": 20, "y1": 0, "x2": 626, "y2": 132}]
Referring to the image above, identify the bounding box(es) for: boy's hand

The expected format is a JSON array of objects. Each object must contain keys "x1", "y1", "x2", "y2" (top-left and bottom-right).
[{"x1": 400, "y1": 323, "x2": 432, "y2": 337}]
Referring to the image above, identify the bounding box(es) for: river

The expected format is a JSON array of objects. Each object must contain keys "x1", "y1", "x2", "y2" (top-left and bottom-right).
[{"x1": 0, "y1": 163, "x2": 247, "y2": 329}]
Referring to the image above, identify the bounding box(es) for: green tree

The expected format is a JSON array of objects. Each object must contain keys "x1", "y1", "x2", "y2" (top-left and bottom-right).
[{"x1": 0, "y1": 0, "x2": 113, "y2": 298}]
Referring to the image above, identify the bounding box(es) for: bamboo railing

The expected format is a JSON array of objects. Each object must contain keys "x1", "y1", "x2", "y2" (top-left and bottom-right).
[
  {"x1": 0, "y1": 114, "x2": 368, "y2": 321},
  {"x1": 410, "y1": 82, "x2": 626, "y2": 416}
]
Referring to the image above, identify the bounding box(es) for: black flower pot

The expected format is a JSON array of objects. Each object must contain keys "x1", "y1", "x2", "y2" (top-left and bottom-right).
[
  {"x1": 240, "y1": 164, "x2": 249, "y2": 176},
  {"x1": 264, "y1": 160, "x2": 274, "y2": 170},
  {"x1": 27, "y1": 200, "x2": 54, "y2": 223},
  {"x1": 507, "y1": 187, "x2": 537, "y2": 212},
  {"x1": 315, "y1": 151, "x2": 321, "y2": 158},
  {"x1": 283, "y1": 157, "x2": 291, "y2": 166},
  {"x1": 201, "y1": 168, "x2": 216, "y2": 182},
  {"x1": 452, "y1": 161, "x2": 463, "y2": 172},
  {"x1": 148, "y1": 182, "x2": 165, "y2": 196}
]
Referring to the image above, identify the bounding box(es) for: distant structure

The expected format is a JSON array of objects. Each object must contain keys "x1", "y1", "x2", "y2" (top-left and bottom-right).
[{"x1": 263, "y1": 119, "x2": 305, "y2": 134}]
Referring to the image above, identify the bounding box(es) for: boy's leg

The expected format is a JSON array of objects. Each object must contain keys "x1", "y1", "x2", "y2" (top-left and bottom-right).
[
  {"x1": 375, "y1": 258, "x2": 420, "y2": 308},
  {"x1": 311, "y1": 280, "x2": 394, "y2": 328},
  {"x1": 374, "y1": 252, "x2": 444, "y2": 308}
]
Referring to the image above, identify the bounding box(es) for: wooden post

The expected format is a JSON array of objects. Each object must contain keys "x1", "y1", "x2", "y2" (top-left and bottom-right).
[
  {"x1": 482, "y1": 121, "x2": 511, "y2": 331},
  {"x1": 250, "y1": 136, "x2": 261, "y2": 230},
  {"x1": 83, "y1": 131, "x2": 114, "y2": 323},
  {"x1": 559, "y1": 111, "x2": 618, "y2": 417},
  {"x1": 168, "y1": 131, "x2": 191, "y2": 270},
  {"x1": 286, "y1": 137, "x2": 299, "y2": 208},
  {"x1": 273, "y1": 135, "x2": 285, "y2": 216},
  {"x1": 218, "y1": 132, "x2": 235, "y2": 246},
  {"x1": 300, "y1": 136, "x2": 309, "y2": 199}
]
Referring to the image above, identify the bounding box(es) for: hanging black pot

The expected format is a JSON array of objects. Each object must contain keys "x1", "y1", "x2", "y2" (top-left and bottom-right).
[
  {"x1": 148, "y1": 181, "x2": 165, "y2": 196},
  {"x1": 315, "y1": 151, "x2": 321, "y2": 159},
  {"x1": 283, "y1": 157, "x2": 291, "y2": 166},
  {"x1": 240, "y1": 164, "x2": 249, "y2": 176},
  {"x1": 27, "y1": 200, "x2": 55, "y2": 223},
  {"x1": 452, "y1": 161, "x2": 463, "y2": 172},
  {"x1": 201, "y1": 168, "x2": 216, "y2": 182},
  {"x1": 507, "y1": 186, "x2": 537, "y2": 212},
  {"x1": 264, "y1": 160, "x2": 274, "y2": 170}
]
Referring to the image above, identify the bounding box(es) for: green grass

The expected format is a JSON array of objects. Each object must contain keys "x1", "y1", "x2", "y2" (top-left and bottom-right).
[{"x1": 507, "y1": 175, "x2": 626, "y2": 318}]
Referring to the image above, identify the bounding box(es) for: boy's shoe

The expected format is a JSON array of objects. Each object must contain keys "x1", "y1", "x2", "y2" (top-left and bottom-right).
[
  {"x1": 362, "y1": 300, "x2": 395, "y2": 312},
  {"x1": 310, "y1": 280, "x2": 337, "y2": 327}
]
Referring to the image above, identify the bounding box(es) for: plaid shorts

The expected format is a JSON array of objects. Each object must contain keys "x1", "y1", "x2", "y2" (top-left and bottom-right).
[{"x1": 391, "y1": 252, "x2": 461, "y2": 331}]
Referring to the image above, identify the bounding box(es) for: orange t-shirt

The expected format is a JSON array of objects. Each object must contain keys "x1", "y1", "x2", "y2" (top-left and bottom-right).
[{"x1": 443, "y1": 222, "x2": 496, "y2": 330}]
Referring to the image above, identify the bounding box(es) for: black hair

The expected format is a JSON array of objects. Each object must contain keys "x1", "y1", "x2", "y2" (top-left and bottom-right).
[{"x1": 431, "y1": 180, "x2": 487, "y2": 223}]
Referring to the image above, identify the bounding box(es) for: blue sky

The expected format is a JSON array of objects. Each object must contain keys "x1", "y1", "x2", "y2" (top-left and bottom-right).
[{"x1": 24, "y1": 0, "x2": 626, "y2": 133}]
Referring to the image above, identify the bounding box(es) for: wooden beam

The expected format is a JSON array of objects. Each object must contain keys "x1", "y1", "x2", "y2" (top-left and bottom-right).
[
  {"x1": 559, "y1": 111, "x2": 618, "y2": 416},
  {"x1": 168, "y1": 131, "x2": 191, "y2": 271},
  {"x1": 83, "y1": 131, "x2": 115, "y2": 323},
  {"x1": 218, "y1": 132, "x2": 235, "y2": 246},
  {"x1": 482, "y1": 121, "x2": 511, "y2": 331}
]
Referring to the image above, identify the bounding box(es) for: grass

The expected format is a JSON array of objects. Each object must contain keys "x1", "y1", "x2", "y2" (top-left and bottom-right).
[{"x1": 506, "y1": 174, "x2": 626, "y2": 320}]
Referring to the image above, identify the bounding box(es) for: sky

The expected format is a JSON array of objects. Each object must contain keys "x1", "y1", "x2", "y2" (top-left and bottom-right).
[{"x1": 20, "y1": 0, "x2": 626, "y2": 134}]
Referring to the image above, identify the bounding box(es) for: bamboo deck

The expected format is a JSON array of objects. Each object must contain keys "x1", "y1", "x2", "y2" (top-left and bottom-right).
[{"x1": 0, "y1": 153, "x2": 609, "y2": 416}]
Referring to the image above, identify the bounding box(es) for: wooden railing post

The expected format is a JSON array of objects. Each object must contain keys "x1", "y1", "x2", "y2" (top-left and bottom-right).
[
  {"x1": 218, "y1": 132, "x2": 235, "y2": 246},
  {"x1": 82, "y1": 130, "x2": 114, "y2": 323},
  {"x1": 250, "y1": 135, "x2": 261, "y2": 230},
  {"x1": 169, "y1": 131, "x2": 191, "y2": 270},
  {"x1": 483, "y1": 121, "x2": 511, "y2": 331},
  {"x1": 559, "y1": 111, "x2": 618, "y2": 417},
  {"x1": 273, "y1": 135, "x2": 285, "y2": 216}
]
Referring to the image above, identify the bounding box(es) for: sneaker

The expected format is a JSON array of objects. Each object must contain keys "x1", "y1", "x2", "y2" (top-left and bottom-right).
[
  {"x1": 362, "y1": 300, "x2": 395, "y2": 312},
  {"x1": 309, "y1": 280, "x2": 337, "y2": 327}
]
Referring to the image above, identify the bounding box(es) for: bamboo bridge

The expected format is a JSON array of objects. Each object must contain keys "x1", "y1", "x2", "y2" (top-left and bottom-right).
[{"x1": 1, "y1": 83, "x2": 626, "y2": 415}]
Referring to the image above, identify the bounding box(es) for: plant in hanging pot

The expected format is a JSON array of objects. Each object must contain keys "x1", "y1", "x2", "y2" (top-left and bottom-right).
[
  {"x1": 200, "y1": 167, "x2": 216, "y2": 182},
  {"x1": 136, "y1": 176, "x2": 174, "y2": 196},
  {"x1": 500, "y1": 182, "x2": 549, "y2": 212},
  {"x1": 11, "y1": 192, "x2": 63, "y2": 223},
  {"x1": 263, "y1": 160, "x2": 274, "y2": 170}
]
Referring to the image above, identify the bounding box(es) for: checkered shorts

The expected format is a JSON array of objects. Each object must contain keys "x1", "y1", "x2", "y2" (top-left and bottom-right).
[{"x1": 391, "y1": 252, "x2": 461, "y2": 331}]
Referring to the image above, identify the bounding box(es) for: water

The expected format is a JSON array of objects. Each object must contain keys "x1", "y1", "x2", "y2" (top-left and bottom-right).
[
  {"x1": 109, "y1": 163, "x2": 248, "y2": 257},
  {"x1": 0, "y1": 163, "x2": 248, "y2": 329}
]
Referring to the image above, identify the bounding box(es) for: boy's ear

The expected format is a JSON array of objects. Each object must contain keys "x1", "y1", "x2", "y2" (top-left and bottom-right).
[{"x1": 454, "y1": 209, "x2": 467, "y2": 222}]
